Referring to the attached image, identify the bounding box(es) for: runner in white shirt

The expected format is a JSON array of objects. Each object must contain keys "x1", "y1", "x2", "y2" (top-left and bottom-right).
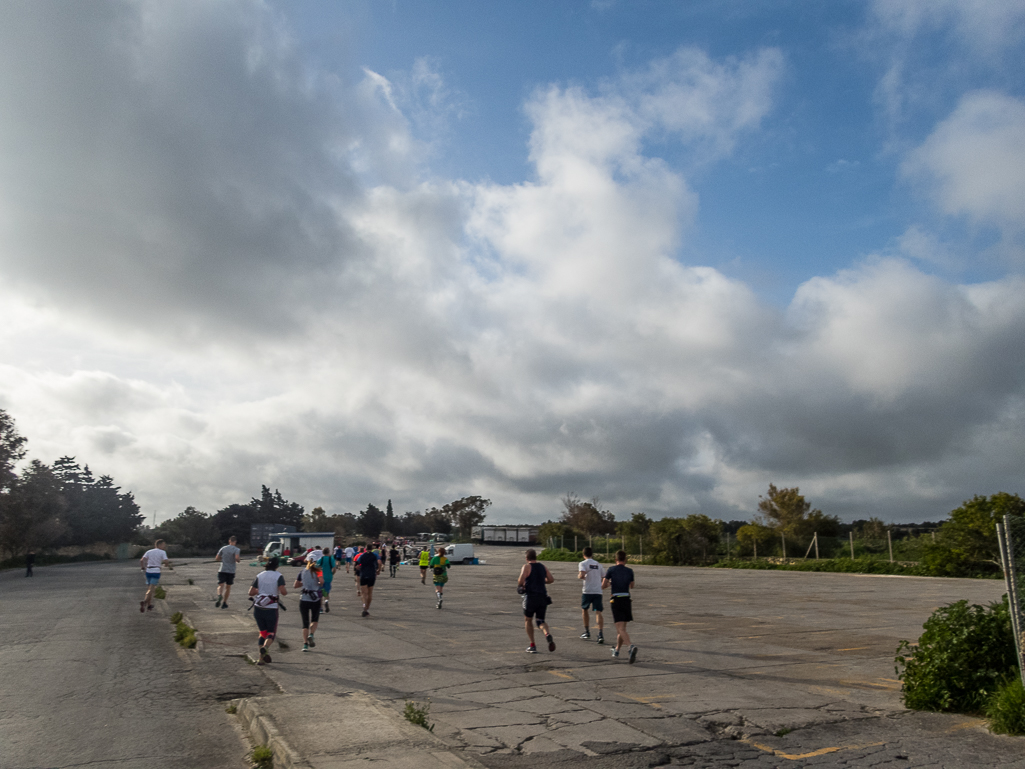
[
  {"x1": 139, "y1": 539, "x2": 171, "y2": 613},
  {"x1": 577, "y1": 547, "x2": 605, "y2": 644}
]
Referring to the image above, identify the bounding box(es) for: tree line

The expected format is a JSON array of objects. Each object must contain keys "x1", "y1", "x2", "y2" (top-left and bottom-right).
[
  {"x1": 540, "y1": 487, "x2": 1025, "y2": 576},
  {"x1": 153, "y1": 494, "x2": 492, "y2": 550},
  {"x1": 0, "y1": 410, "x2": 143, "y2": 558}
]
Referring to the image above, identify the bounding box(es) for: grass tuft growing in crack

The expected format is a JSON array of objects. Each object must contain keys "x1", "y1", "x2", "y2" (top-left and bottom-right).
[
  {"x1": 775, "y1": 728, "x2": 792, "y2": 737},
  {"x1": 169, "y1": 611, "x2": 183, "y2": 624},
  {"x1": 154, "y1": 586, "x2": 167, "y2": 599},
  {"x1": 225, "y1": 703, "x2": 237, "y2": 714},
  {"x1": 251, "y1": 744, "x2": 273, "y2": 768},
  {"x1": 403, "y1": 699, "x2": 434, "y2": 732},
  {"x1": 173, "y1": 621, "x2": 197, "y2": 648}
]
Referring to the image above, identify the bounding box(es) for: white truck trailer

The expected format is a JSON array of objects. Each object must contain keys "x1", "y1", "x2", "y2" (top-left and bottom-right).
[{"x1": 262, "y1": 531, "x2": 336, "y2": 560}]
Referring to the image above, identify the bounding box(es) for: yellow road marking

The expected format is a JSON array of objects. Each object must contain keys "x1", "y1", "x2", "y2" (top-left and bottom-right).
[
  {"x1": 943, "y1": 719, "x2": 983, "y2": 734},
  {"x1": 668, "y1": 622, "x2": 708, "y2": 626},
  {"x1": 837, "y1": 646, "x2": 870, "y2": 651},
  {"x1": 838, "y1": 679, "x2": 900, "y2": 690},
  {"x1": 741, "y1": 739, "x2": 885, "y2": 760},
  {"x1": 548, "y1": 670, "x2": 575, "y2": 681}
]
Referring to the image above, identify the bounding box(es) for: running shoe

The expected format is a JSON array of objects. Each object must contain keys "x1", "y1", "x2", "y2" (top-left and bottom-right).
[
  {"x1": 611, "y1": 648, "x2": 619, "y2": 658},
  {"x1": 596, "y1": 633, "x2": 604, "y2": 645},
  {"x1": 580, "y1": 631, "x2": 590, "y2": 639},
  {"x1": 259, "y1": 647, "x2": 272, "y2": 664},
  {"x1": 140, "y1": 601, "x2": 146, "y2": 613},
  {"x1": 215, "y1": 596, "x2": 222, "y2": 608},
  {"x1": 361, "y1": 609, "x2": 369, "y2": 617},
  {"x1": 302, "y1": 643, "x2": 309, "y2": 652},
  {"x1": 221, "y1": 603, "x2": 228, "y2": 610},
  {"x1": 323, "y1": 602, "x2": 329, "y2": 613},
  {"x1": 546, "y1": 634, "x2": 556, "y2": 652},
  {"x1": 146, "y1": 604, "x2": 154, "y2": 611},
  {"x1": 308, "y1": 635, "x2": 315, "y2": 648},
  {"x1": 628, "y1": 645, "x2": 638, "y2": 664},
  {"x1": 526, "y1": 644, "x2": 538, "y2": 653}
]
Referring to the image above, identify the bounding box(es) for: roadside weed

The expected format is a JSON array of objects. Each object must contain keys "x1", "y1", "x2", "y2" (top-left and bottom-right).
[
  {"x1": 173, "y1": 621, "x2": 197, "y2": 649},
  {"x1": 169, "y1": 611, "x2": 183, "y2": 624},
  {"x1": 251, "y1": 744, "x2": 273, "y2": 768},
  {"x1": 403, "y1": 699, "x2": 434, "y2": 732},
  {"x1": 154, "y1": 586, "x2": 167, "y2": 599},
  {"x1": 986, "y1": 677, "x2": 1025, "y2": 735}
]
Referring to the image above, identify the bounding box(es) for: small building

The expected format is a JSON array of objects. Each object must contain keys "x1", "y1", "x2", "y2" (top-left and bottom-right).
[
  {"x1": 250, "y1": 523, "x2": 296, "y2": 549},
  {"x1": 471, "y1": 525, "x2": 539, "y2": 545}
]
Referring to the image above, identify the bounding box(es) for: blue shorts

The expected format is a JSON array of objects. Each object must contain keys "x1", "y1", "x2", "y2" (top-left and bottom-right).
[
  {"x1": 581, "y1": 594, "x2": 603, "y2": 612},
  {"x1": 145, "y1": 573, "x2": 161, "y2": 585},
  {"x1": 322, "y1": 579, "x2": 333, "y2": 594}
]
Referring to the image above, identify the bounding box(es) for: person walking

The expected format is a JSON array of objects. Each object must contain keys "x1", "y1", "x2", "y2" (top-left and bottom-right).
[
  {"x1": 355, "y1": 546, "x2": 382, "y2": 617},
  {"x1": 517, "y1": 549, "x2": 555, "y2": 653},
  {"x1": 25, "y1": 550, "x2": 35, "y2": 578},
  {"x1": 578, "y1": 547, "x2": 605, "y2": 644},
  {"x1": 602, "y1": 550, "x2": 637, "y2": 663},
  {"x1": 344, "y1": 545, "x2": 355, "y2": 574},
  {"x1": 418, "y1": 547, "x2": 430, "y2": 584},
  {"x1": 248, "y1": 557, "x2": 287, "y2": 665},
  {"x1": 429, "y1": 547, "x2": 450, "y2": 608},
  {"x1": 294, "y1": 559, "x2": 324, "y2": 652},
  {"x1": 318, "y1": 546, "x2": 336, "y2": 612},
  {"x1": 139, "y1": 539, "x2": 171, "y2": 613},
  {"x1": 214, "y1": 536, "x2": 241, "y2": 609},
  {"x1": 389, "y1": 545, "x2": 400, "y2": 578}
]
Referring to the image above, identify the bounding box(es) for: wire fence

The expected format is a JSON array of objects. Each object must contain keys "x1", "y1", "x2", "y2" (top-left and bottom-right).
[
  {"x1": 543, "y1": 529, "x2": 939, "y2": 564},
  {"x1": 997, "y1": 515, "x2": 1025, "y2": 686}
]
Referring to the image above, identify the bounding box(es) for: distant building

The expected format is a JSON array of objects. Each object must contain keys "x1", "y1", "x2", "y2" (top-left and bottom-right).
[
  {"x1": 471, "y1": 525, "x2": 539, "y2": 545},
  {"x1": 250, "y1": 523, "x2": 296, "y2": 549}
]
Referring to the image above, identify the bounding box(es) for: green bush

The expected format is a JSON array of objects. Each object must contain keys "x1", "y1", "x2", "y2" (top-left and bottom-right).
[
  {"x1": 896, "y1": 597, "x2": 1016, "y2": 713},
  {"x1": 169, "y1": 611, "x2": 183, "y2": 624},
  {"x1": 986, "y1": 677, "x2": 1025, "y2": 735}
]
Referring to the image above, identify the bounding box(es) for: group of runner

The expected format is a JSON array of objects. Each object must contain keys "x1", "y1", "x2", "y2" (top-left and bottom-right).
[
  {"x1": 517, "y1": 546, "x2": 638, "y2": 663},
  {"x1": 138, "y1": 537, "x2": 637, "y2": 666}
]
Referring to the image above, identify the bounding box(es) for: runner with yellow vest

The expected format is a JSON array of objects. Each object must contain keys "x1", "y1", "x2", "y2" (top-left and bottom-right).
[{"x1": 418, "y1": 548, "x2": 430, "y2": 585}]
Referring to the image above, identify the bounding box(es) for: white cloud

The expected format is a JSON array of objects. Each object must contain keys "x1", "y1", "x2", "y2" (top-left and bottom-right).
[
  {"x1": 902, "y1": 91, "x2": 1025, "y2": 237},
  {"x1": 1, "y1": 1, "x2": 1024, "y2": 527}
]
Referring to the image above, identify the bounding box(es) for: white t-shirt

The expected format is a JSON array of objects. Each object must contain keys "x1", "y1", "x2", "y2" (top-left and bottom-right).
[
  {"x1": 344, "y1": 547, "x2": 355, "y2": 559},
  {"x1": 143, "y1": 548, "x2": 168, "y2": 574},
  {"x1": 579, "y1": 558, "x2": 605, "y2": 594}
]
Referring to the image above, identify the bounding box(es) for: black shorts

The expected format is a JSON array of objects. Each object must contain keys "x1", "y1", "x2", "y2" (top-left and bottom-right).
[
  {"x1": 610, "y1": 596, "x2": 633, "y2": 624},
  {"x1": 217, "y1": 572, "x2": 235, "y2": 585},
  {"x1": 360, "y1": 576, "x2": 377, "y2": 587},
  {"x1": 299, "y1": 600, "x2": 321, "y2": 628},
  {"x1": 522, "y1": 594, "x2": 548, "y2": 621},
  {"x1": 253, "y1": 607, "x2": 279, "y2": 636}
]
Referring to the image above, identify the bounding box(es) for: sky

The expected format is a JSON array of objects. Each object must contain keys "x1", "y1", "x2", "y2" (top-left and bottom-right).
[{"x1": 0, "y1": 0, "x2": 1024, "y2": 526}]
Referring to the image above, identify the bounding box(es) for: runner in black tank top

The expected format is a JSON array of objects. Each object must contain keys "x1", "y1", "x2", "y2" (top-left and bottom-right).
[{"x1": 517, "y1": 550, "x2": 556, "y2": 653}]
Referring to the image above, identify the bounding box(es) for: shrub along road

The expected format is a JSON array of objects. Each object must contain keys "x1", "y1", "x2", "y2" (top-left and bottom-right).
[{"x1": 0, "y1": 559, "x2": 277, "y2": 769}]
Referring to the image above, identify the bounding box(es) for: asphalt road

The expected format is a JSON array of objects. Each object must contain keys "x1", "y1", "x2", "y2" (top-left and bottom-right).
[
  {"x1": 169, "y1": 546, "x2": 1025, "y2": 768},
  {"x1": 0, "y1": 560, "x2": 276, "y2": 769}
]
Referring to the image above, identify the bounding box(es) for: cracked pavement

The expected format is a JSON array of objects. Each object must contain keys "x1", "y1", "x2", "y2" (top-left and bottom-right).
[
  {"x1": 167, "y1": 546, "x2": 1024, "y2": 768},
  {"x1": 0, "y1": 559, "x2": 277, "y2": 769}
]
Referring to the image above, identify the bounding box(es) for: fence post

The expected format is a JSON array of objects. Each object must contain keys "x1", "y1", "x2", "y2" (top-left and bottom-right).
[
  {"x1": 781, "y1": 532, "x2": 787, "y2": 559},
  {"x1": 574, "y1": 535, "x2": 577, "y2": 552},
  {"x1": 561, "y1": 535, "x2": 564, "y2": 550},
  {"x1": 849, "y1": 531, "x2": 854, "y2": 559},
  {"x1": 726, "y1": 531, "x2": 731, "y2": 559},
  {"x1": 622, "y1": 535, "x2": 625, "y2": 553},
  {"x1": 888, "y1": 530, "x2": 893, "y2": 563},
  {"x1": 814, "y1": 532, "x2": 819, "y2": 559},
  {"x1": 606, "y1": 533, "x2": 609, "y2": 556},
  {"x1": 754, "y1": 540, "x2": 757, "y2": 560},
  {"x1": 997, "y1": 517, "x2": 1025, "y2": 687},
  {"x1": 640, "y1": 537, "x2": 643, "y2": 562}
]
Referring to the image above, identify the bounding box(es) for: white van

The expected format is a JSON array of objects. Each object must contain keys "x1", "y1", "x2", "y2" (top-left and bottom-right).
[{"x1": 442, "y1": 543, "x2": 476, "y2": 564}]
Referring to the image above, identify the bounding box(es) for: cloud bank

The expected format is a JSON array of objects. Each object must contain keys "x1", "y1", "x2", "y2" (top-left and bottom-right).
[{"x1": 1, "y1": 1, "x2": 1023, "y2": 524}]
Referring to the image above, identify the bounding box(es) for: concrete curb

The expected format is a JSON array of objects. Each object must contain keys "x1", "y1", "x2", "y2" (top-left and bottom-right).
[{"x1": 236, "y1": 697, "x2": 313, "y2": 769}]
